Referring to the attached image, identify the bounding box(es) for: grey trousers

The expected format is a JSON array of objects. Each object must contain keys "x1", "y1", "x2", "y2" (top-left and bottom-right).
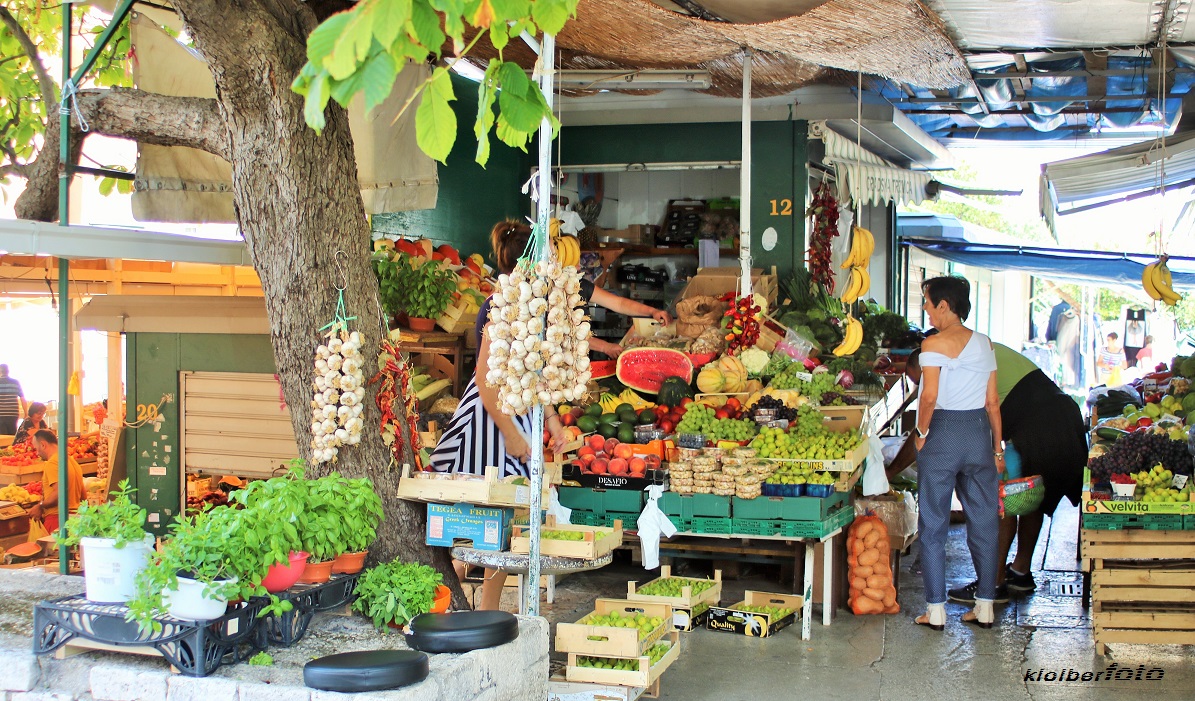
[{"x1": 916, "y1": 408, "x2": 1000, "y2": 604}]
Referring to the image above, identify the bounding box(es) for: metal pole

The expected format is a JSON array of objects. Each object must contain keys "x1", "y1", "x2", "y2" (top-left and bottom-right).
[
  {"x1": 57, "y1": 2, "x2": 72, "y2": 576},
  {"x1": 739, "y1": 48, "x2": 752, "y2": 298},
  {"x1": 524, "y1": 32, "x2": 556, "y2": 618}
]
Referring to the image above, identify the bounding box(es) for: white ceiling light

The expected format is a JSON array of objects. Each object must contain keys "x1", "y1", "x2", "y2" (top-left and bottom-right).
[{"x1": 551, "y1": 70, "x2": 712, "y2": 90}]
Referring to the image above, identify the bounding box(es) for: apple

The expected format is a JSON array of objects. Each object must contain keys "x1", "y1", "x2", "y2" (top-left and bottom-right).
[{"x1": 644, "y1": 454, "x2": 662, "y2": 469}]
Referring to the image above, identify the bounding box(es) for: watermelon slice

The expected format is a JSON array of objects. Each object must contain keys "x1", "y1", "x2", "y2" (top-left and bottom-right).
[
  {"x1": 615, "y1": 348, "x2": 695, "y2": 394},
  {"x1": 590, "y1": 360, "x2": 617, "y2": 380}
]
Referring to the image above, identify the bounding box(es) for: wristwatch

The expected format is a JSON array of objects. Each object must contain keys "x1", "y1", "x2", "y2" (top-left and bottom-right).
[{"x1": 915, "y1": 426, "x2": 929, "y2": 439}]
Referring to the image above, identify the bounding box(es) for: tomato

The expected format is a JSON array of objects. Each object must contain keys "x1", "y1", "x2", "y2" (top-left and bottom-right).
[
  {"x1": 714, "y1": 408, "x2": 730, "y2": 420},
  {"x1": 656, "y1": 405, "x2": 670, "y2": 416}
]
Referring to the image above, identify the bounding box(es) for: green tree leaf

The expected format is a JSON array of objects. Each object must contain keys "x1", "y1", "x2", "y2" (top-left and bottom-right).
[
  {"x1": 361, "y1": 50, "x2": 399, "y2": 113},
  {"x1": 304, "y1": 70, "x2": 332, "y2": 133},
  {"x1": 370, "y1": 0, "x2": 414, "y2": 49},
  {"x1": 326, "y1": 6, "x2": 377, "y2": 80},
  {"x1": 306, "y1": 12, "x2": 353, "y2": 65},
  {"x1": 532, "y1": 0, "x2": 575, "y2": 34},
  {"x1": 415, "y1": 70, "x2": 458, "y2": 163},
  {"x1": 408, "y1": 1, "x2": 446, "y2": 57},
  {"x1": 496, "y1": 61, "x2": 543, "y2": 133}
]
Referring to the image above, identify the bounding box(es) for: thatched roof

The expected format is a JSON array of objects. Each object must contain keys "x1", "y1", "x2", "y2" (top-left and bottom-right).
[{"x1": 467, "y1": 0, "x2": 970, "y2": 96}]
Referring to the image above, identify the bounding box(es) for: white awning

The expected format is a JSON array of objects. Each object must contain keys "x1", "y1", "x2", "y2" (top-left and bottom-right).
[
  {"x1": 1040, "y1": 131, "x2": 1195, "y2": 231},
  {"x1": 77, "y1": 295, "x2": 269, "y2": 334},
  {"x1": 820, "y1": 127, "x2": 935, "y2": 207},
  {"x1": 0, "y1": 218, "x2": 251, "y2": 266}
]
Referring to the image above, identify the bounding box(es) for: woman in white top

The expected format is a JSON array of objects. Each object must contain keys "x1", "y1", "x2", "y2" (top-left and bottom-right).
[{"x1": 913, "y1": 276, "x2": 1006, "y2": 631}]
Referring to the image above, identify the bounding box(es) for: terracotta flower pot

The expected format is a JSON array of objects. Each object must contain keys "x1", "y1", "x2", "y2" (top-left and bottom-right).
[
  {"x1": 430, "y1": 585, "x2": 452, "y2": 614},
  {"x1": 260, "y1": 551, "x2": 309, "y2": 593},
  {"x1": 297, "y1": 559, "x2": 334, "y2": 584},
  {"x1": 331, "y1": 550, "x2": 368, "y2": 574},
  {"x1": 406, "y1": 316, "x2": 436, "y2": 332}
]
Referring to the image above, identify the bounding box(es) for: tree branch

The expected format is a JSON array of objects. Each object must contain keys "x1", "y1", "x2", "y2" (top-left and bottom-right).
[
  {"x1": 0, "y1": 5, "x2": 58, "y2": 107},
  {"x1": 76, "y1": 87, "x2": 230, "y2": 161}
]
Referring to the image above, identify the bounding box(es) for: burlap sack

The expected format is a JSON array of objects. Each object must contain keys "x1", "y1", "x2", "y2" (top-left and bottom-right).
[{"x1": 675, "y1": 295, "x2": 725, "y2": 338}]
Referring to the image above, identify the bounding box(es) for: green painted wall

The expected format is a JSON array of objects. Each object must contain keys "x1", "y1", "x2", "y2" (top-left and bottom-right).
[
  {"x1": 125, "y1": 333, "x2": 277, "y2": 534},
  {"x1": 559, "y1": 120, "x2": 808, "y2": 278},
  {"x1": 372, "y1": 74, "x2": 531, "y2": 262}
]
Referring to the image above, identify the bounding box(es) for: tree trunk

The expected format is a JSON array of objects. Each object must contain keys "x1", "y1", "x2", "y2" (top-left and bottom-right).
[{"x1": 167, "y1": 0, "x2": 464, "y2": 602}]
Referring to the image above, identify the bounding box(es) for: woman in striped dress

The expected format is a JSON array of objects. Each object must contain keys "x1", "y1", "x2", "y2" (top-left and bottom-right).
[{"x1": 430, "y1": 220, "x2": 671, "y2": 609}]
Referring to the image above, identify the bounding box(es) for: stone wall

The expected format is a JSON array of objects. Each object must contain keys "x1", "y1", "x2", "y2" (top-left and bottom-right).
[{"x1": 0, "y1": 569, "x2": 548, "y2": 701}]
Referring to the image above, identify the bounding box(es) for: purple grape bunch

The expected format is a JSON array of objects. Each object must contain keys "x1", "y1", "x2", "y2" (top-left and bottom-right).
[{"x1": 1089, "y1": 431, "x2": 1194, "y2": 484}]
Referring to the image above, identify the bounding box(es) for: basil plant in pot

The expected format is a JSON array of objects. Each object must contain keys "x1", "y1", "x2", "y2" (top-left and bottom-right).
[
  {"x1": 331, "y1": 476, "x2": 384, "y2": 575},
  {"x1": 62, "y1": 480, "x2": 154, "y2": 604},
  {"x1": 126, "y1": 506, "x2": 294, "y2": 630},
  {"x1": 352, "y1": 560, "x2": 444, "y2": 630},
  {"x1": 229, "y1": 464, "x2": 311, "y2": 592},
  {"x1": 374, "y1": 251, "x2": 457, "y2": 331}
]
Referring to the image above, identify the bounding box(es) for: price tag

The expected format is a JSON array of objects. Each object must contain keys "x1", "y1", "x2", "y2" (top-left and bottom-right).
[
  {"x1": 795, "y1": 372, "x2": 813, "y2": 383},
  {"x1": 99, "y1": 419, "x2": 120, "y2": 439},
  {"x1": 514, "y1": 485, "x2": 530, "y2": 504},
  {"x1": 1172, "y1": 474, "x2": 1188, "y2": 490}
]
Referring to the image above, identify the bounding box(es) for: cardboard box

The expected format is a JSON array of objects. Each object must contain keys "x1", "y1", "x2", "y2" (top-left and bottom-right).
[
  {"x1": 677, "y1": 267, "x2": 777, "y2": 309},
  {"x1": 671, "y1": 602, "x2": 711, "y2": 632},
  {"x1": 705, "y1": 590, "x2": 803, "y2": 637},
  {"x1": 425, "y1": 502, "x2": 512, "y2": 551}
]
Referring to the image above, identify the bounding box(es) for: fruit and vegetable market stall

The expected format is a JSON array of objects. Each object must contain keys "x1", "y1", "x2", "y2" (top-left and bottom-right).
[{"x1": 1082, "y1": 360, "x2": 1195, "y2": 655}]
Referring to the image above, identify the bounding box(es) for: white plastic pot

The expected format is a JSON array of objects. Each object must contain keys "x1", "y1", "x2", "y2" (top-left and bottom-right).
[
  {"x1": 79, "y1": 534, "x2": 155, "y2": 604},
  {"x1": 164, "y1": 577, "x2": 235, "y2": 621}
]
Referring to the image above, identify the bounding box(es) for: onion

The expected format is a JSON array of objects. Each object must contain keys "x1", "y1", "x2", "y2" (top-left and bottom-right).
[{"x1": 836, "y1": 370, "x2": 855, "y2": 389}]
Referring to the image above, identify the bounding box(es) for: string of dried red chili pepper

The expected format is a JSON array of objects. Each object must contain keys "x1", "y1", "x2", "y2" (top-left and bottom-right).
[
  {"x1": 369, "y1": 339, "x2": 423, "y2": 469},
  {"x1": 806, "y1": 182, "x2": 840, "y2": 294},
  {"x1": 720, "y1": 292, "x2": 762, "y2": 354}
]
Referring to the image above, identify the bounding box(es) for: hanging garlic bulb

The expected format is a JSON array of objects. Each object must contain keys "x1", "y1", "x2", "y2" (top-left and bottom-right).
[{"x1": 310, "y1": 326, "x2": 367, "y2": 463}]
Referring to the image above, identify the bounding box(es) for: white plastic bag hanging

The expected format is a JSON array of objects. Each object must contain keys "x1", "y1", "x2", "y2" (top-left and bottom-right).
[
  {"x1": 862, "y1": 434, "x2": 890, "y2": 496},
  {"x1": 545, "y1": 486, "x2": 572, "y2": 525},
  {"x1": 637, "y1": 485, "x2": 677, "y2": 570}
]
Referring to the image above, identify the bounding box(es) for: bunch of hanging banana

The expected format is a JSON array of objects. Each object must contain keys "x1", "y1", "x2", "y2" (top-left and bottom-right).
[
  {"x1": 1143, "y1": 255, "x2": 1183, "y2": 307},
  {"x1": 549, "y1": 218, "x2": 582, "y2": 268},
  {"x1": 840, "y1": 225, "x2": 874, "y2": 304},
  {"x1": 833, "y1": 315, "x2": 863, "y2": 357}
]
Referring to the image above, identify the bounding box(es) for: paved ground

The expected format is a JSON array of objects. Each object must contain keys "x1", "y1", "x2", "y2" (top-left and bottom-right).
[{"x1": 490, "y1": 501, "x2": 1195, "y2": 701}]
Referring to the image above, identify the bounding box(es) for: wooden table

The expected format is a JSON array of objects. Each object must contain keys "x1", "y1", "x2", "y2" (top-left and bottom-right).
[{"x1": 451, "y1": 546, "x2": 614, "y2": 614}]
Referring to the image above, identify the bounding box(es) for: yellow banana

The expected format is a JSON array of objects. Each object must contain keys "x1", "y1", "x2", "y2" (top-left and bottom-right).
[
  {"x1": 858, "y1": 225, "x2": 875, "y2": 260},
  {"x1": 1156, "y1": 259, "x2": 1183, "y2": 305},
  {"x1": 568, "y1": 236, "x2": 581, "y2": 267},
  {"x1": 1142, "y1": 261, "x2": 1163, "y2": 301},
  {"x1": 550, "y1": 218, "x2": 561, "y2": 240},
  {"x1": 833, "y1": 316, "x2": 863, "y2": 357},
  {"x1": 842, "y1": 229, "x2": 862, "y2": 269},
  {"x1": 841, "y1": 268, "x2": 862, "y2": 304},
  {"x1": 856, "y1": 266, "x2": 871, "y2": 298}
]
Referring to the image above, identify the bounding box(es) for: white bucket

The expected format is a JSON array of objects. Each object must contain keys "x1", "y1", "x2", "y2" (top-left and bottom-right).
[
  {"x1": 164, "y1": 577, "x2": 234, "y2": 621},
  {"x1": 80, "y1": 534, "x2": 155, "y2": 604}
]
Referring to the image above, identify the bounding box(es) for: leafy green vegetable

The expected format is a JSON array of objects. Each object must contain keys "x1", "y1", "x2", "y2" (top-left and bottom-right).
[
  {"x1": 374, "y1": 251, "x2": 457, "y2": 319},
  {"x1": 62, "y1": 480, "x2": 146, "y2": 549},
  {"x1": 352, "y1": 560, "x2": 443, "y2": 630},
  {"x1": 248, "y1": 652, "x2": 274, "y2": 666}
]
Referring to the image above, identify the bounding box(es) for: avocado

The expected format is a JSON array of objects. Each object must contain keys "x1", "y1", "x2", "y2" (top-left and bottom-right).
[
  {"x1": 637, "y1": 409, "x2": 657, "y2": 425},
  {"x1": 598, "y1": 422, "x2": 619, "y2": 438},
  {"x1": 617, "y1": 424, "x2": 637, "y2": 443},
  {"x1": 618, "y1": 409, "x2": 639, "y2": 424},
  {"x1": 599, "y1": 412, "x2": 619, "y2": 425},
  {"x1": 586, "y1": 404, "x2": 604, "y2": 417},
  {"x1": 615, "y1": 402, "x2": 635, "y2": 415},
  {"x1": 577, "y1": 415, "x2": 599, "y2": 433},
  {"x1": 1182, "y1": 357, "x2": 1195, "y2": 378}
]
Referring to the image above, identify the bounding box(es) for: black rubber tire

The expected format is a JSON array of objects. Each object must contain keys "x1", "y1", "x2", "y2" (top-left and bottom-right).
[
  {"x1": 405, "y1": 610, "x2": 519, "y2": 653},
  {"x1": 303, "y1": 649, "x2": 429, "y2": 691}
]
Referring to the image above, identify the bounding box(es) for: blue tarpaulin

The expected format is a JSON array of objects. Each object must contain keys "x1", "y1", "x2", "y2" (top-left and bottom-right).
[{"x1": 903, "y1": 237, "x2": 1195, "y2": 290}]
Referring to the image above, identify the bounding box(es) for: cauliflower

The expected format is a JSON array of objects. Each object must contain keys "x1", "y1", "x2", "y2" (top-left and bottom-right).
[{"x1": 739, "y1": 347, "x2": 770, "y2": 376}]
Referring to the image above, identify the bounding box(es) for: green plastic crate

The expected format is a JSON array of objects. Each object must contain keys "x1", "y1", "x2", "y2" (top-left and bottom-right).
[
  {"x1": 661, "y1": 493, "x2": 695, "y2": 522},
  {"x1": 778, "y1": 491, "x2": 849, "y2": 522},
  {"x1": 603, "y1": 511, "x2": 640, "y2": 529},
  {"x1": 691, "y1": 494, "x2": 731, "y2": 518},
  {"x1": 665, "y1": 515, "x2": 690, "y2": 532},
  {"x1": 731, "y1": 497, "x2": 782, "y2": 520},
  {"x1": 731, "y1": 518, "x2": 781, "y2": 536},
  {"x1": 776, "y1": 505, "x2": 856, "y2": 539},
  {"x1": 1083, "y1": 512, "x2": 1187, "y2": 531},
  {"x1": 569, "y1": 509, "x2": 603, "y2": 527},
  {"x1": 1187, "y1": 514, "x2": 1195, "y2": 530},
  {"x1": 558, "y1": 487, "x2": 600, "y2": 513},
  {"x1": 597, "y1": 489, "x2": 645, "y2": 515},
  {"x1": 691, "y1": 516, "x2": 732, "y2": 534}
]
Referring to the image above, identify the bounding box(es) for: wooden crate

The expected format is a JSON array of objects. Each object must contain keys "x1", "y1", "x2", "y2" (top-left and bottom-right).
[
  {"x1": 565, "y1": 632, "x2": 680, "y2": 688},
  {"x1": 396, "y1": 462, "x2": 559, "y2": 508},
  {"x1": 626, "y1": 565, "x2": 722, "y2": 609},
  {"x1": 556, "y1": 598, "x2": 673, "y2": 657},
  {"x1": 511, "y1": 520, "x2": 624, "y2": 559},
  {"x1": 1085, "y1": 527, "x2": 1195, "y2": 655}
]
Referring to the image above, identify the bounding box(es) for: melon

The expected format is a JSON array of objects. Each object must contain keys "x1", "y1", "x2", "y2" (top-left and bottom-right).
[
  {"x1": 717, "y1": 356, "x2": 748, "y2": 393},
  {"x1": 615, "y1": 348, "x2": 695, "y2": 394},
  {"x1": 697, "y1": 366, "x2": 726, "y2": 394}
]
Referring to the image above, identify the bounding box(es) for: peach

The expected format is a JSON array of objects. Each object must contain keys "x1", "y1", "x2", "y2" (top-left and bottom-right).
[
  {"x1": 578, "y1": 446, "x2": 596, "y2": 459},
  {"x1": 587, "y1": 435, "x2": 606, "y2": 451},
  {"x1": 644, "y1": 454, "x2": 662, "y2": 469},
  {"x1": 608, "y1": 458, "x2": 629, "y2": 476},
  {"x1": 613, "y1": 443, "x2": 635, "y2": 460},
  {"x1": 603, "y1": 438, "x2": 620, "y2": 455},
  {"x1": 629, "y1": 457, "x2": 646, "y2": 475},
  {"x1": 591, "y1": 459, "x2": 609, "y2": 475},
  {"x1": 580, "y1": 453, "x2": 597, "y2": 466}
]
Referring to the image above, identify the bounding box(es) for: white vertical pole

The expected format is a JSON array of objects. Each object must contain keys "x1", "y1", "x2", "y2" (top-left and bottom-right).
[
  {"x1": 525, "y1": 32, "x2": 556, "y2": 618},
  {"x1": 739, "y1": 49, "x2": 753, "y2": 297}
]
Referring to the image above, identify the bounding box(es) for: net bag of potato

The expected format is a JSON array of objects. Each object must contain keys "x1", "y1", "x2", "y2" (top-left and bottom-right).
[
  {"x1": 847, "y1": 514, "x2": 899, "y2": 615},
  {"x1": 675, "y1": 295, "x2": 726, "y2": 338}
]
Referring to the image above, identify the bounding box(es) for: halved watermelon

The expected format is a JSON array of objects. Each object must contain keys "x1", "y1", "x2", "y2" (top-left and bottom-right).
[
  {"x1": 590, "y1": 360, "x2": 617, "y2": 380},
  {"x1": 615, "y1": 348, "x2": 695, "y2": 394}
]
